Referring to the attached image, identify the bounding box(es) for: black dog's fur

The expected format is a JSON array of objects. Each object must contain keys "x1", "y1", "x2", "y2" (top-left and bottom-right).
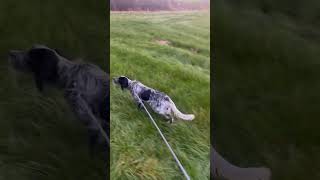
[
  {"x1": 8, "y1": 45, "x2": 109, "y2": 153},
  {"x1": 28, "y1": 48, "x2": 59, "y2": 91}
]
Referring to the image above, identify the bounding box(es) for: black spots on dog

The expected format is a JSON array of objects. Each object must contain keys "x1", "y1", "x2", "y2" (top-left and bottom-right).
[
  {"x1": 140, "y1": 89, "x2": 151, "y2": 101},
  {"x1": 27, "y1": 48, "x2": 59, "y2": 91},
  {"x1": 118, "y1": 76, "x2": 129, "y2": 90}
]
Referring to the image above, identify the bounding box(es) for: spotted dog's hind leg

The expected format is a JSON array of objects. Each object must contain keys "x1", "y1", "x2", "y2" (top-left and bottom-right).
[
  {"x1": 170, "y1": 117, "x2": 174, "y2": 124},
  {"x1": 163, "y1": 114, "x2": 172, "y2": 123},
  {"x1": 166, "y1": 117, "x2": 174, "y2": 124},
  {"x1": 165, "y1": 114, "x2": 174, "y2": 124},
  {"x1": 168, "y1": 107, "x2": 175, "y2": 124}
]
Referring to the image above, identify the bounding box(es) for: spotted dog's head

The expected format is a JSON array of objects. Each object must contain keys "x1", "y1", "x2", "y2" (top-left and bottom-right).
[
  {"x1": 8, "y1": 45, "x2": 61, "y2": 91},
  {"x1": 112, "y1": 76, "x2": 131, "y2": 90}
]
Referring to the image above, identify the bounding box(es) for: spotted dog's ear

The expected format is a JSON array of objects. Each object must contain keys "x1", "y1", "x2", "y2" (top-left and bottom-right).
[
  {"x1": 27, "y1": 48, "x2": 59, "y2": 91},
  {"x1": 118, "y1": 76, "x2": 129, "y2": 90},
  {"x1": 140, "y1": 89, "x2": 151, "y2": 101}
]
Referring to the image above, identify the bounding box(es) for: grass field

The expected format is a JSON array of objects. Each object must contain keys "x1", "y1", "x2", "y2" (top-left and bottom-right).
[
  {"x1": 110, "y1": 11, "x2": 210, "y2": 179},
  {"x1": 0, "y1": 1, "x2": 108, "y2": 179},
  {"x1": 213, "y1": 0, "x2": 320, "y2": 179}
]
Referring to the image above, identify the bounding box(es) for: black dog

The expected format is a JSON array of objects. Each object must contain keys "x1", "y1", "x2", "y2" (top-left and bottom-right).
[{"x1": 8, "y1": 44, "x2": 109, "y2": 152}]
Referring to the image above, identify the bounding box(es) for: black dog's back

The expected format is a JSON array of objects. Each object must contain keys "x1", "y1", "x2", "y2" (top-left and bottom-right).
[{"x1": 66, "y1": 64, "x2": 110, "y2": 149}]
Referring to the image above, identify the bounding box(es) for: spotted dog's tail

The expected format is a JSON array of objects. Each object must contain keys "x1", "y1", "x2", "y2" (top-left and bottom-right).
[{"x1": 169, "y1": 100, "x2": 195, "y2": 121}]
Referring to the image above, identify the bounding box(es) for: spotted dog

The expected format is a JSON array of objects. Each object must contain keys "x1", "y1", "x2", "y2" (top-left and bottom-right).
[
  {"x1": 8, "y1": 44, "x2": 109, "y2": 152},
  {"x1": 113, "y1": 76, "x2": 194, "y2": 123}
]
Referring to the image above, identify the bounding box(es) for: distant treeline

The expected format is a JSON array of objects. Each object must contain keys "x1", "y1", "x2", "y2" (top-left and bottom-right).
[{"x1": 110, "y1": 0, "x2": 210, "y2": 11}]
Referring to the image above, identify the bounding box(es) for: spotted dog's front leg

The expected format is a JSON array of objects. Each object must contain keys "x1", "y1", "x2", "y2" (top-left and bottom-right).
[{"x1": 130, "y1": 91, "x2": 143, "y2": 110}]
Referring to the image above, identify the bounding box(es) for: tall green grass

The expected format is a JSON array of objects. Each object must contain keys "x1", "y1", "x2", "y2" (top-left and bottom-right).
[
  {"x1": 110, "y1": 11, "x2": 210, "y2": 179},
  {"x1": 0, "y1": 1, "x2": 108, "y2": 179},
  {"x1": 213, "y1": 1, "x2": 320, "y2": 179}
]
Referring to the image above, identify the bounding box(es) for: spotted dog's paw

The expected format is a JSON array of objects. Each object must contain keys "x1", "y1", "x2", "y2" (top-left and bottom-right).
[{"x1": 137, "y1": 102, "x2": 143, "y2": 110}]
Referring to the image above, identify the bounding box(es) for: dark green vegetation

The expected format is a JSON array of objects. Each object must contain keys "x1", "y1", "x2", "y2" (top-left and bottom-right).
[
  {"x1": 110, "y1": 11, "x2": 210, "y2": 179},
  {"x1": 0, "y1": 1, "x2": 108, "y2": 179},
  {"x1": 213, "y1": 0, "x2": 320, "y2": 179}
]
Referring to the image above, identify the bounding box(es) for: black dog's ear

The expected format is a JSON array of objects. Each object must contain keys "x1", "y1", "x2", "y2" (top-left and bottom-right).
[
  {"x1": 140, "y1": 89, "x2": 151, "y2": 101},
  {"x1": 27, "y1": 48, "x2": 59, "y2": 92},
  {"x1": 118, "y1": 77, "x2": 128, "y2": 90}
]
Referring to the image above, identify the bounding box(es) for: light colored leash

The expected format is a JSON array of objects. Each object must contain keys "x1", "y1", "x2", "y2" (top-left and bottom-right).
[
  {"x1": 78, "y1": 95, "x2": 110, "y2": 144},
  {"x1": 87, "y1": 106, "x2": 110, "y2": 145},
  {"x1": 134, "y1": 93, "x2": 191, "y2": 180}
]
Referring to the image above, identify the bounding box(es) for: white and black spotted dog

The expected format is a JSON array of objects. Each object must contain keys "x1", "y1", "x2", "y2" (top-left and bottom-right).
[{"x1": 113, "y1": 76, "x2": 195, "y2": 123}]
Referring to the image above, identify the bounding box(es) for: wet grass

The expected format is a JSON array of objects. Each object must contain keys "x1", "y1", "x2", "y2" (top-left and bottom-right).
[
  {"x1": 213, "y1": 1, "x2": 320, "y2": 179},
  {"x1": 0, "y1": 0, "x2": 108, "y2": 179},
  {"x1": 110, "y1": 11, "x2": 210, "y2": 179}
]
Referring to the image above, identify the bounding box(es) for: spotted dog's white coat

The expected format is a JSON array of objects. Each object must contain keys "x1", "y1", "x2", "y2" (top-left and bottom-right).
[{"x1": 114, "y1": 76, "x2": 195, "y2": 123}]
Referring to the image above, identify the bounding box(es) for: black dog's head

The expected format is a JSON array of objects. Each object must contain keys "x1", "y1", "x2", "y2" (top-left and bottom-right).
[
  {"x1": 8, "y1": 45, "x2": 61, "y2": 91},
  {"x1": 112, "y1": 76, "x2": 130, "y2": 90}
]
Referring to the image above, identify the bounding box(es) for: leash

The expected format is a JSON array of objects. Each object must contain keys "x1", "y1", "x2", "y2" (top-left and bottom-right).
[
  {"x1": 134, "y1": 93, "x2": 191, "y2": 180},
  {"x1": 87, "y1": 104, "x2": 110, "y2": 145},
  {"x1": 78, "y1": 95, "x2": 110, "y2": 145}
]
